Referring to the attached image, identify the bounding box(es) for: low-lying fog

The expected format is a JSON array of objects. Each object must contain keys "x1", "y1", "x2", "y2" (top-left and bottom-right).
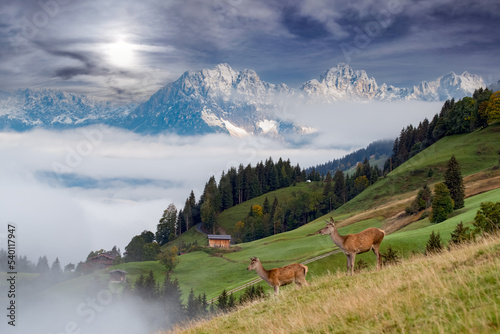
[{"x1": 0, "y1": 101, "x2": 440, "y2": 266}]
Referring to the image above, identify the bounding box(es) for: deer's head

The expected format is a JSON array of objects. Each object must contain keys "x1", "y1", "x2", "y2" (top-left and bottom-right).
[
  {"x1": 247, "y1": 257, "x2": 260, "y2": 271},
  {"x1": 319, "y1": 217, "x2": 336, "y2": 235}
]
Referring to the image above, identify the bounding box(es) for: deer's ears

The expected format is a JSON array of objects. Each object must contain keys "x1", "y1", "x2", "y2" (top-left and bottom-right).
[
  {"x1": 324, "y1": 217, "x2": 335, "y2": 225},
  {"x1": 250, "y1": 257, "x2": 258, "y2": 261}
]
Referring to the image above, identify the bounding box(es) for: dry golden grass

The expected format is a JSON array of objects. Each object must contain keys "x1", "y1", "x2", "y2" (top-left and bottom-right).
[
  {"x1": 166, "y1": 235, "x2": 500, "y2": 334},
  {"x1": 464, "y1": 170, "x2": 500, "y2": 198}
]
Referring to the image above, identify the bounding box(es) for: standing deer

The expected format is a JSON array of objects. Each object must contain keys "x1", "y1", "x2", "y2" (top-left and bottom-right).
[
  {"x1": 319, "y1": 217, "x2": 385, "y2": 276},
  {"x1": 247, "y1": 257, "x2": 309, "y2": 295}
]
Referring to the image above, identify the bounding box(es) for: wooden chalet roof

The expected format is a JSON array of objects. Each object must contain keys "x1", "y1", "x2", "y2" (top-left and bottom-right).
[
  {"x1": 207, "y1": 234, "x2": 231, "y2": 240},
  {"x1": 110, "y1": 269, "x2": 127, "y2": 274}
]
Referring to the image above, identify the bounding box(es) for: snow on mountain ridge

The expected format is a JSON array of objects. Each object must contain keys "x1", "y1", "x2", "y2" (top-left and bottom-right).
[
  {"x1": 0, "y1": 63, "x2": 486, "y2": 138},
  {"x1": 125, "y1": 63, "x2": 294, "y2": 136},
  {"x1": 0, "y1": 88, "x2": 134, "y2": 130},
  {"x1": 301, "y1": 64, "x2": 485, "y2": 102}
]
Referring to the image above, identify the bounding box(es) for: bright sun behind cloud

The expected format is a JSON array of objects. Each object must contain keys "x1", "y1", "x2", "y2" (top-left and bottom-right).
[{"x1": 105, "y1": 39, "x2": 135, "y2": 67}]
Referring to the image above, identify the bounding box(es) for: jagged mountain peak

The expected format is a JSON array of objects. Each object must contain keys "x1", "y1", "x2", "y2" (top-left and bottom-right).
[
  {"x1": 124, "y1": 63, "x2": 298, "y2": 137},
  {"x1": 410, "y1": 70, "x2": 485, "y2": 101},
  {"x1": 320, "y1": 63, "x2": 367, "y2": 80},
  {"x1": 302, "y1": 63, "x2": 379, "y2": 101}
]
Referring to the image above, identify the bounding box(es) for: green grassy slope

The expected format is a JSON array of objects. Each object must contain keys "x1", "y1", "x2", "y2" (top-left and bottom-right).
[
  {"x1": 216, "y1": 181, "x2": 324, "y2": 234},
  {"x1": 170, "y1": 235, "x2": 500, "y2": 334},
  {"x1": 338, "y1": 122, "x2": 500, "y2": 215}
]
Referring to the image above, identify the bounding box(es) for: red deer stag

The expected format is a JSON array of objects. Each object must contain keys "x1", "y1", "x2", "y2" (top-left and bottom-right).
[
  {"x1": 319, "y1": 217, "x2": 385, "y2": 276},
  {"x1": 247, "y1": 257, "x2": 309, "y2": 295}
]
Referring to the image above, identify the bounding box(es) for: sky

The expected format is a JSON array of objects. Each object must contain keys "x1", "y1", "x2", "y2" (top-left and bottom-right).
[
  {"x1": 0, "y1": 0, "x2": 498, "y2": 267},
  {"x1": 1, "y1": 0, "x2": 499, "y2": 102}
]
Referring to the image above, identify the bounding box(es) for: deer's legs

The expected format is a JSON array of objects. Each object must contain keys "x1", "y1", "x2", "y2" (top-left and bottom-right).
[
  {"x1": 372, "y1": 244, "x2": 382, "y2": 270},
  {"x1": 350, "y1": 253, "x2": 356, "y2": 276}
]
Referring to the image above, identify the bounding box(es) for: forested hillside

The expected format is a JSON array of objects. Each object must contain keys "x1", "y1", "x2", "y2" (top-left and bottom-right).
[
  {"x1": 309, "y1": 139, "x2": 393, "y2": 175},
  {"x1": 385, "y1": 88, "x2": 499, "y2": 172}
]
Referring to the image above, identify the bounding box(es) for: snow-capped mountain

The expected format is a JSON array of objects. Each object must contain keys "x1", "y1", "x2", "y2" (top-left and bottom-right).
[
  {"x1": 125, "y1": 63, "x2": 311, "y2": 137},
  {"x1": 409, "y1": 71, "x2": 486, "y2": 101},
  {"x1": 301, "y1": 64, "x2": 387, "y2": 101},
  {"x1": 300, "y1": 64, "x2": 485, "y2": 102},
  {"x1": 0, "y1": 88, "x2": 132, "y2": 131},
  {"x1": 0, "y1": 63, "x2": 486, "y2": 137}
]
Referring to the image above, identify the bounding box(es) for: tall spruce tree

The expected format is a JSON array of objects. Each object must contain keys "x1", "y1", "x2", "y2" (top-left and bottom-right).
[
  {"x1": 332, "y1": 169, "x2": 346, "y2": 207},
  {"x1": 157, "y1": 203, "x2": 178, "y2": 245},
  {"x1": 431, "y1": 183, "x2": 454, "y2": 223},
  {"x1": 444, "y1": 155, "x2": 465, "y2": 209},
  {"x1": 36, "y1": 256, "x2": 50, "y2": 274}
]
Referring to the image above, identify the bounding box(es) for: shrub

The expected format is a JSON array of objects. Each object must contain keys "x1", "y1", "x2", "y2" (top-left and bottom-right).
[
  {"x1": 425, "y1": 230, "x2": 443, "y2": 255},
  {"x1": 473, "y1": 201, "x2": 500, "y2": 234},
  {"x1": 449, "y1": 222, "x2": 474, "y2": 246},
  {"x1": 382, "y1": 246, "x2": 400, "y2": 266},
  {"x1": 406, "y1": 184, "x2": 432, "y2": 215},
  {"x1": 354, "y1": 259, "x2": 369, "y2": 272}
]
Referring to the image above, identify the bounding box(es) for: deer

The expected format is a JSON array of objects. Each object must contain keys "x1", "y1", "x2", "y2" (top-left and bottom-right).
[
  {"x1": 247, "y1": 257, "x2": 309, "y2": 295},
  {"x1": 319, "y1": 217, "x2": 385, "y2": 276}
]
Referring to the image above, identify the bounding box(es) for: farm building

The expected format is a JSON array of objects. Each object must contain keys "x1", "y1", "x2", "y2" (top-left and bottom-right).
[
  {"x1": 207, "y1": 234, "x2": 231, "y2": 248},
  {"x1": 109, "y1": 269, "x2": 127, "y2": 282},
  {"x1": 87, "y1": 251, "x2": 117, "y2": 269}
]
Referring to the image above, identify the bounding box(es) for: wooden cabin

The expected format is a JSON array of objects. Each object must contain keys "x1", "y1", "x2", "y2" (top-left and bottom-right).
[
  {"x1": 207, "y1": 234, "x2": 231, "y2": 248},
  {"x1": 88, "y1": 252, "x2": 116, "y2": 269},
  {"x1": 109, "y1": 269, "x2": 127, "y2": 282}
]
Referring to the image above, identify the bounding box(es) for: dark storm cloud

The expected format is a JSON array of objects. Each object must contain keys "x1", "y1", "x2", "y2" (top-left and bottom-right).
[{"x1": 43, "y1": 48, "x2": 110, "y2": 79}]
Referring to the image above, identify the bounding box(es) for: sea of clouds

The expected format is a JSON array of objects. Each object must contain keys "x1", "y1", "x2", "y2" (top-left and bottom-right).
[{"x1": 0, "y1": 100, "x2": 441, "y2": 267}]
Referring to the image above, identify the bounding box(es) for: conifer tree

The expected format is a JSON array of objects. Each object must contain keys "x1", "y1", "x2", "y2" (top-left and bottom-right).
[
  {"x1": 431, "y1": 183, "x2": 454, "y2": 223},
  {"x1": 143, "y1": 270, "x2": 156, "y2": 300},
  {"x1": 262, "y1": 196, "x2": 270, "y2": 215},
  {"x1": 51, "y1": 257, "x2": 62, "y2": 275},
  {"x1": 217, "y1": 289, "x2": 228, "y2": 312},
  {"x1": 332, "y1": 169, "x2": 346, "y2": 207},
  {"x1": 323, "y1": 171, "x2": 333, "y2": 196},
  {"x1": 444, "y1": 155, "x2": 465, "y2": 209},
  {"x1": 186, "y1": 288, "x2": 198, "y2": 319},
  {"x1": 157, "y1": 203, "x2": 178, "y2": 245},
  {"x1": 160, "y1": 272, "x2": 184, "y2": 323},
  {"x1": 36, "y1": 256, "x2": 50, "y2": 274},
  {"x1": 425, "y1": 230, "x2": 443, "y2": 255},
  {"x1": 450, "y1": 222, "x2": 473, "y2": 245},
  {"x1": 228, "y1": 292, "x2": 236, "y2": 310}
]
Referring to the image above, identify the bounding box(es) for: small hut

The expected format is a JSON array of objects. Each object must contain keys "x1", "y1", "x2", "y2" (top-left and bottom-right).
[
  {"x1": 88, "y1": 252, "x2": 116, "y2": 269},
  {"x1": 109, "y1": 269, "x2": 127, "y2": 282},
  {"x1": 207, "y1": 234, "x2": 231, "y2": 248}
]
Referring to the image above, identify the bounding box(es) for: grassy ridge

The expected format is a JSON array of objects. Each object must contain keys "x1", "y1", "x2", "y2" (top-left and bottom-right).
[
  {"x1": 338, "y1": 122, "x2": 500, "y2": 215},
  {"x1": 170, "y1": 235, "x2": 500, "y2": 334}
]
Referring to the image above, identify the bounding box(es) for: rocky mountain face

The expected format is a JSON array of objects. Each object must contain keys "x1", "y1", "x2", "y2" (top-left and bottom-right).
[
  {"x1": 124, "y1": 63, "x2": 306, "y2": 137},
  {"x1": 0, "y1": 88, "x2": 132, "y2": 131},
  {"x1": 0, "y1": 63, "x2": 486, "y2": 138},
  {"x1": 300, "y1": 63, "x2": 485, "y2": 102}
]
